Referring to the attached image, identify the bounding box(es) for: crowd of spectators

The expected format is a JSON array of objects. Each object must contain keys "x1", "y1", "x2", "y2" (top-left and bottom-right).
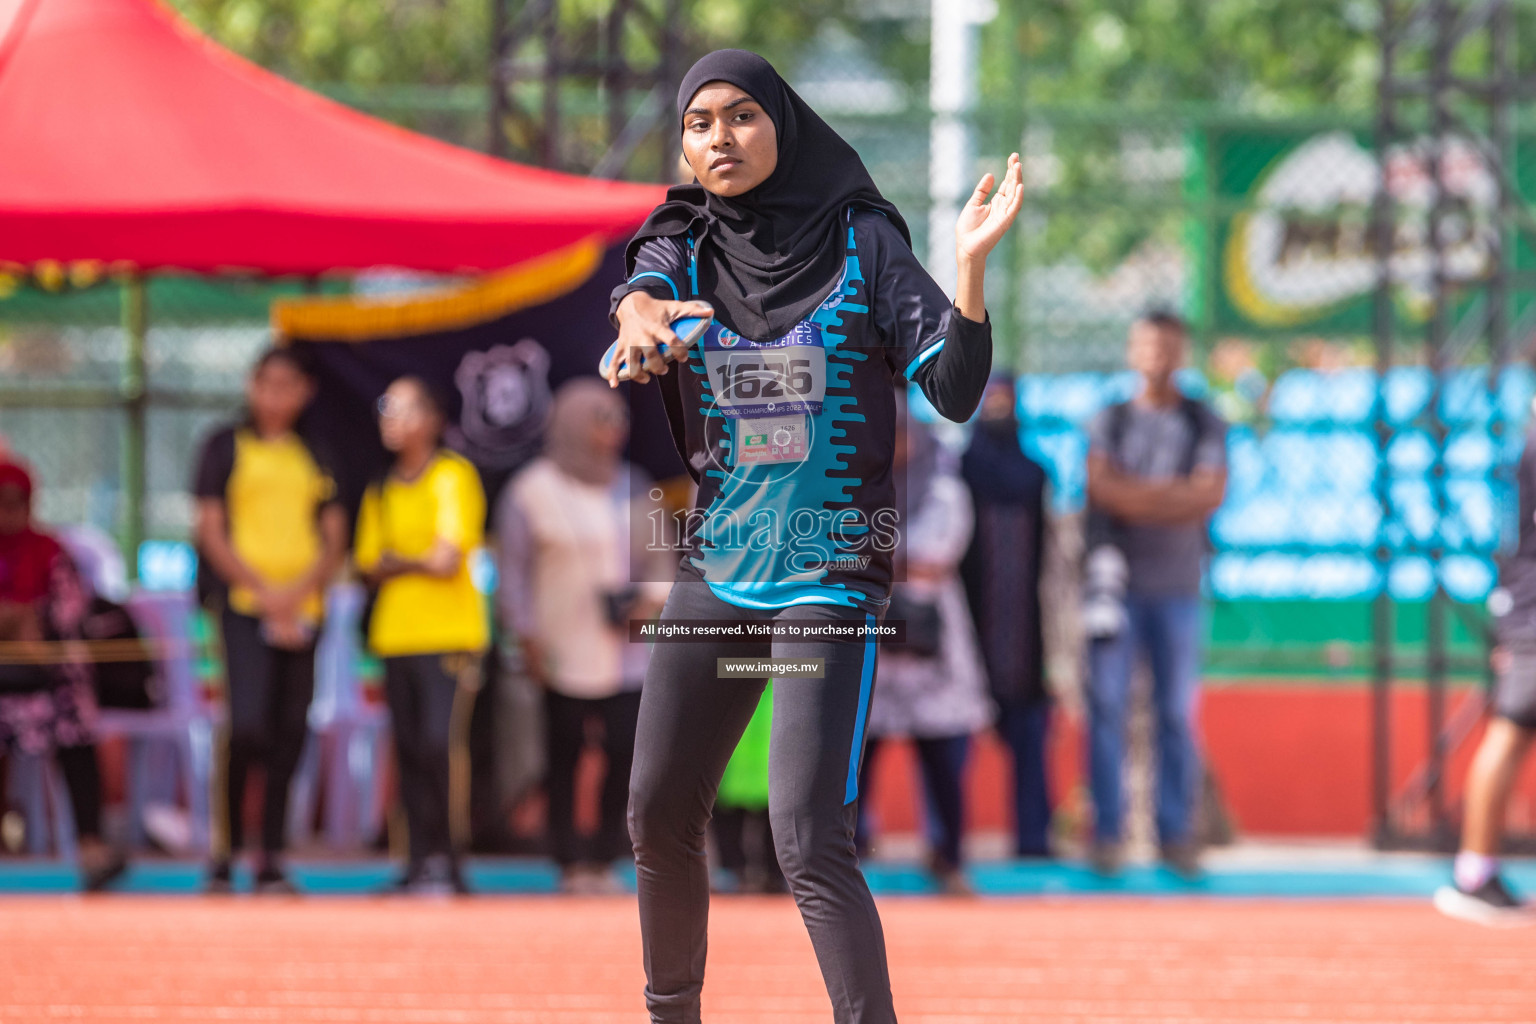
[{"x1": 0, "y1": 311, "x2": 1228, "y2": 893}]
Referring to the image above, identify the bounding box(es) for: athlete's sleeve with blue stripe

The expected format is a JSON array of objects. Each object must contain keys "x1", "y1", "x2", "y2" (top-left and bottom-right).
[
  {"x1": 609, "y1": 235, "x2": 690, "y2": 327},
  {"x1": 863, "y1": 213, "x2": 992, "y2": 423},
  {"x1": 917, "y1": 307, "x2": 991, "y2": 422}
]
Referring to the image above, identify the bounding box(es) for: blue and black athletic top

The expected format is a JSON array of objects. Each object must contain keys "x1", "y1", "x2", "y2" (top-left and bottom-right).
[{"x1": 612, "y1": 208, "x2": 992, "y2": 612}]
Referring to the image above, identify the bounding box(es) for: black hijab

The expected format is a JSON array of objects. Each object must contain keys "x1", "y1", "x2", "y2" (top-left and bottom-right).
[{"x1": 622, "y1": 49, "x2": 909, "y2": 342}]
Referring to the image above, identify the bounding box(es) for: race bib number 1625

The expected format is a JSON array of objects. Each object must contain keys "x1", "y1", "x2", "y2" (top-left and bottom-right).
[{"x1": 701, "y1": 321, "x2": 827, "y2": 418}]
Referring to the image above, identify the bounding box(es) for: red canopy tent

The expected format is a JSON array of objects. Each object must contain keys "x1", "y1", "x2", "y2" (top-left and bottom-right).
[
  {"x1": 0, "y1": 0, "x2": 665, "y2": 275},
  {"x1": 0, "y1": 0, "x2": 668, "y2": 561}
]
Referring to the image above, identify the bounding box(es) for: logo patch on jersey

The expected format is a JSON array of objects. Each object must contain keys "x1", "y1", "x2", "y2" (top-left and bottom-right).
[
  {"x1": 820, "y1": 267, "x2": 848, "y2": 311},
  {"x1": 717, "y1": 328, "x2": 740, "y2": 348}
]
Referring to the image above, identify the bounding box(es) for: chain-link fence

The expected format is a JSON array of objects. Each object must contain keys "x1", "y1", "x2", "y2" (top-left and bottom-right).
[{"x1": 0, "y1": 277, "x2": 321, "y2": 545}]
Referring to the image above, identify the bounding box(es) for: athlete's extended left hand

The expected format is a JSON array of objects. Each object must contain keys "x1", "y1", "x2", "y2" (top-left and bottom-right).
[{"x1": 955, "y1": 152, "x2": 1023, "y2": 263}]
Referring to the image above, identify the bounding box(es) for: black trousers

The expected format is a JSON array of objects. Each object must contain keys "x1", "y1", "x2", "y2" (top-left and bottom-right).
[
  {"x1": 710, "y1": 806, "x2": 785, "y2": 891},
  {"x1": 56, "y1": 743, "x2": 102, "y2": 841},
  {"x1": 855, "y1": 734, "x2": 970, "y2": 871},
  {"x1": 545, "y1": 689, "x2": 641, "y2": 867},
  {"x1": 995, "y1": 697, "x2": 1052, "y2": 857},
  {"x1": 629, "y1": 574, "x2": 895, "y2": 1024},
  {"x1": 218, "y1": 610, "x2": 316, "y2": 858},
  {"x1": 383, "y1": 652, "x2": 475, "y2": 867}
]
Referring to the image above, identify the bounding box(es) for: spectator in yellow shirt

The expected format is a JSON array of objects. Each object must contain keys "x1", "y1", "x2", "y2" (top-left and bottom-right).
[
  {"x1": 355, "y1": 376, "x2": 487, "y2": 895},
  {"x1": 193, "y1": 348, "x2": 347, "y2": 894}
]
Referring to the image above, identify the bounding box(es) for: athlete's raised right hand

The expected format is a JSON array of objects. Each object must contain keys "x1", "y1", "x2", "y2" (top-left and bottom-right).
[{"x1": 608, "y1": 292, "x2": 714, "y2": 387}]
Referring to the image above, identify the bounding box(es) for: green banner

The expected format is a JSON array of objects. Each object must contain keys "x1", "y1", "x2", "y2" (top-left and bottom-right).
[
  {"x1": 0, "y1": 272, "x2": 348, "y2": 326},
  {"x1": 1205, "y1": 125, "x2": 1536, "y2": 338}
]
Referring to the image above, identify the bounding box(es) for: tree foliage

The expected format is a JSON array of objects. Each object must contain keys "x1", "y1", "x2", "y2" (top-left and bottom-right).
[
  {"x1": 1011, "y1": 0, "x2": 1380, "y2": 113},
  {"x1": 161, "y1": 0, "x2": 1421, "y2": 272},
  {"x1": 167, "y1": 1, "x2": 1400, "y2": 140},
  {"x1": 169, "y1": 0, "x2": 855, "y2": 88},
  {"x1": 170, "y1": 0, "x2": 490, "y2": 85}
]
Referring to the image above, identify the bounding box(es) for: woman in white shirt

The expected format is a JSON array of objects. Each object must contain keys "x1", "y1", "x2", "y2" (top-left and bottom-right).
[{"x1": 497, "y1": 378, "x2": 671, "y2": 891}]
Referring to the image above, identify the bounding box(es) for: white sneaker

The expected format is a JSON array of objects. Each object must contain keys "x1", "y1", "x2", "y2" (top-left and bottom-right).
[{"x1": 1434, "y1": 877, "x2": 1534, "y2": 928}]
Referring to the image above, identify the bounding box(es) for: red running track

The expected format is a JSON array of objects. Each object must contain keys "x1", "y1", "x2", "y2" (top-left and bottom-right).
[{"x1": 0, "y1": 896, "x2": 1531, "y2": 1022}]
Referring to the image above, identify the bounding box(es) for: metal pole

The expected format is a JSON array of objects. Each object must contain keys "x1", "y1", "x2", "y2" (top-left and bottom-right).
[
  {"x1": 120, "y1": 277, "x2": 147, "y2": 580},
  {"x1": 928, "y1": 0, "x2": 978, "y2": 296},
  {"x1": 605, "y1": 0, "x2": 628, "y2": 160},
  {"x1": 1370, "y1": 0, "x2": 1399, "y2": 847},
  {"x1": 1185, "y1": 123, "x2": 1217, "y2": 361},
  {"x1": 1425, "y1": 0, "x2": 1452, "y2": 844},
  {"x1": 1490, "y1": 0, "x2": 1514, "y2": 710},
  {"x1": 658, "y1": 0, "x2": 682, "y2": 183},
  {"x1": 998, "y1": 0, "x2": 1026, "y2": 372},
  {"x1": 540, "y1": 0, "x2": 560, "y2": 168},
  {"x1": 488, "y1": 0, "x2": 509, "y2": 156}
]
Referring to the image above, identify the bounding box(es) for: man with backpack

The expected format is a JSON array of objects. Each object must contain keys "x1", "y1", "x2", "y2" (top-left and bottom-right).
[{"x1": 1083, "y1": 311, "x2": 1227, "y2": 877}]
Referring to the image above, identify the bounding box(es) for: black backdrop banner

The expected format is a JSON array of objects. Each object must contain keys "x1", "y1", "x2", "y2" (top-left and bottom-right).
[{"x1": 276, "y1": 238, "x2": 683, "y2": 522}]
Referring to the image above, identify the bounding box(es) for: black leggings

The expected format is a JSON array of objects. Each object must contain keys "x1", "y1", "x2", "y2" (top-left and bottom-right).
[
  {"x1": 218, "y1": 610, "x2": 316, "y2": 858},
  {"x1": 628, "y1": 573, "x2": 895, "y2": 1024},
  {"x1": 544, "y1": 689, "x2": 641, "y2": 866}
]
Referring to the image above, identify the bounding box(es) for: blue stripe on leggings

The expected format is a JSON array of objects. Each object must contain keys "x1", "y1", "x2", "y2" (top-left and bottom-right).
[{"x1": 844, "y1": 612, "x2": 877, "y2": 804}]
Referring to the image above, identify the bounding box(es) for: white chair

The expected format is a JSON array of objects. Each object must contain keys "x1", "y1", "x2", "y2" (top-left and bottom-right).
[
  {"x1": 286, "y1": 583, "x2": 390, "y2": 850},
  {"x1": 94, "y1": 589, "x2": 216, "y2": 853}
]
